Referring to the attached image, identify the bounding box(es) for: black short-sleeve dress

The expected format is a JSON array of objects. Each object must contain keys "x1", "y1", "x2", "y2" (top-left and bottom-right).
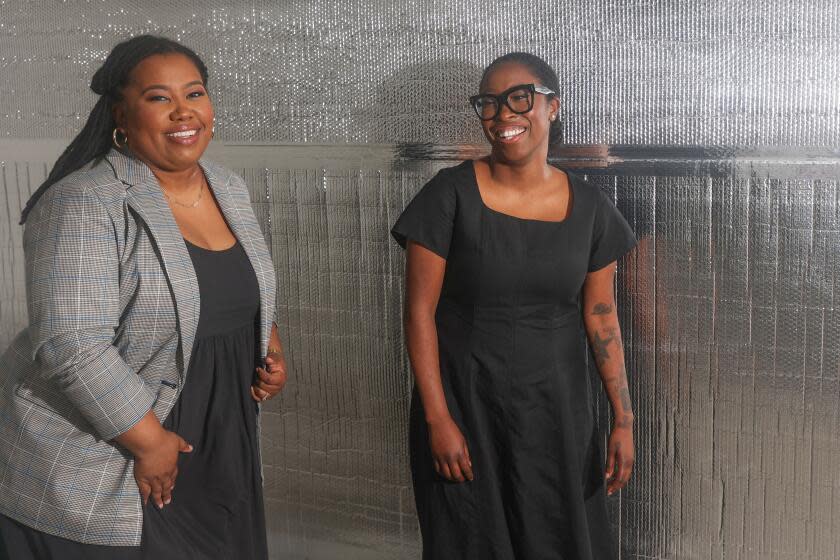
[{"x1": 391, "y1": 161, "x2": 636, "y2": 560}]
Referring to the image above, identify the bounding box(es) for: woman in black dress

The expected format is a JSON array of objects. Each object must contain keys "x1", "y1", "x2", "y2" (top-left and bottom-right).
[{"x1": 392, "y1": 53, "x2": 637, "y2": 559}]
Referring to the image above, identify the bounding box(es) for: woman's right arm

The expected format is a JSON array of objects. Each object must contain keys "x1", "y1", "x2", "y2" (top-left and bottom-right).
[
  {"x1": 24, "y1": 182, "x2": 190, "y2": 508},
  {"x1": 404, "y1": 241, "x2": 473, "y2": 483}
]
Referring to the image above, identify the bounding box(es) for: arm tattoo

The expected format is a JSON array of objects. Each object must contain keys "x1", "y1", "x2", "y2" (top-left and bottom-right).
[
  {"x1": 591, "y1": 329, "x2": 616, "y2": 365},
  {"x1": 616, "y1": 414, "x2": 633, "y2": 428},
  {"x1": 592, "y1": 303, "x2": 613, "y2": 315},
  {"x1": 619, "y1": 387, "x2": 633, "y2": 414}
]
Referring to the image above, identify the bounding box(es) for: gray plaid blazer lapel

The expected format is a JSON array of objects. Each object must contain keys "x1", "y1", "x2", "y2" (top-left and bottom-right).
[
  {"x1": 107, "y1": 150, "x2": 200, "y2": 378},
  {"x1": 202, "y1": 160, "x2": 275, "y2": 359}
]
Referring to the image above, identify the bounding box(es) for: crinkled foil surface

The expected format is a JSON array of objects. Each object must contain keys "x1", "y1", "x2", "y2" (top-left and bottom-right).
[{"x1": 2, "y1": 1, "x2": 840, "y2": 559}]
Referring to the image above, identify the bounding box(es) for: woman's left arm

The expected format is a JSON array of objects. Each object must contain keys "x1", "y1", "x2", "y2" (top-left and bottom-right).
[
  {"x1": 582, "y1": 261, "x2": 635, "y2": 496},
  {"x1": 251, "y1": 323, "x2": 288, "y2": 402}
]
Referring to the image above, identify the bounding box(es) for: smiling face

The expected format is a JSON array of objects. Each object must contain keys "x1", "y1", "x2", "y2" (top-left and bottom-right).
[
  {"x1": 113, "y1": 53, "x2": 214, "y2": 173},
  {"x1": 478, "y1": 61, "x2": 559, "y2": 165}
]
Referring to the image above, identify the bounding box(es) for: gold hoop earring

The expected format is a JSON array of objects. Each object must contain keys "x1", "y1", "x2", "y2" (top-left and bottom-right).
[{"x1": 112, "y1": 127, "x2": 128, "y2": 149}]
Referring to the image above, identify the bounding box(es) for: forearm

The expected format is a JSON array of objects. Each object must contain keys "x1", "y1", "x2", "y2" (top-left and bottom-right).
[
  {"x1": 584, "y1": 302, "x2": 634, "y2": 426},
  {"x1": 33, "y1": 333, "x2": 156, "y2": 440},
  {"x1": 114, "y1": 409, "x2": 167, "y2": 457},
  {"x1": 405, "y1": 308, "x2": 450, "y2": 424}
]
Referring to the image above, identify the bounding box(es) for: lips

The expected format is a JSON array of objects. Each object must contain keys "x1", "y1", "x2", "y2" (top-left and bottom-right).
[
  {"x1": 494, "y1": 125, "x2": 526, "y2": 142},
  {"x1": 165, "y1": 127, "x2": 202, "y2": 145},
  {"x1": 167, "y1": 129, "x2": 197, "y2": 138}
]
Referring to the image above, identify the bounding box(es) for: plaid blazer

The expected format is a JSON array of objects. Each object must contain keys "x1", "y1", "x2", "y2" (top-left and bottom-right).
[{"x1": 0, "y1": 150, "x2": 276, "y2": 546}]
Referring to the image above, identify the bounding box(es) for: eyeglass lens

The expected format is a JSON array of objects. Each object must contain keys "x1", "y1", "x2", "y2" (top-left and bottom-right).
[{"x1": 474, "y1": 87, "x2": 534, "y2": 119}]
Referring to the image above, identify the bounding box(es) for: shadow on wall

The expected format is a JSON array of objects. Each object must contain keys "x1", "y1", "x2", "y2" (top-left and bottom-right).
[{"x1": 365, "y1": 58, "x2": 485, "y2": 149}]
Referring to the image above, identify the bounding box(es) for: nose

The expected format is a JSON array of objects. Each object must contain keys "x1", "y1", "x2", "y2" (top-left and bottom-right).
[
  {"x1": 170, "y1": 98, "x2": 192, "y2": 121},
  {"x1": 496, "y1": 101, "x2": 517, "y2": 121}
]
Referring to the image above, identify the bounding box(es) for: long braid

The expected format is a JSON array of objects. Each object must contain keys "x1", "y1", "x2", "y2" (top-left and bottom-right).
[{"x1": 20, "y1": 35, "x2": 209, "y2": 224}]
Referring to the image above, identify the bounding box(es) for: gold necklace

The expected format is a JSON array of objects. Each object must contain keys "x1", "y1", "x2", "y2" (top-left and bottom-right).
[{"x1": 163, "y1": 180, "x2": 204, "y2": 209}]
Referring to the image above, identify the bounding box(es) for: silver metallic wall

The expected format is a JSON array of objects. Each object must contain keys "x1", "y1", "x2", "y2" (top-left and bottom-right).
[
  {"x1": 2, "y1": 1, "x2": 840, "y2": 559},
  {"x1": 4, "y1": 0, "x2": 840, "y2": 145}
]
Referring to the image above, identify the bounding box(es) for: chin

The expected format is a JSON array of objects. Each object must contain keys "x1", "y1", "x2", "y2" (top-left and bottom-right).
[
  {"x1": 171, "y1": 144, "x2": 209, "y2": 163},
  {"x1": 491, "y1": 143, "x2": 531, "y2": 164}
]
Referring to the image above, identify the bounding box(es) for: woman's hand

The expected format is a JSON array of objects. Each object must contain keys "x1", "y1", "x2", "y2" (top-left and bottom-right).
[
  {"x1": 251, "y1": 349, "x2": 287, "y2": 402},
  {"x1": 605, "y1": 416, "x2": 634, "y2": 495},
  {"x1": 428, "y1": 416, "x2": 474, "y2": 483},
  {"x1": 133, "y1": 429, "x2": 193, "y2": 509}
]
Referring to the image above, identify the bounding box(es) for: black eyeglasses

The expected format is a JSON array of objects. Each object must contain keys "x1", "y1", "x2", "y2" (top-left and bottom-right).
[{"x1": 469, "y1": 83, "x2": 556, "y2": 121}]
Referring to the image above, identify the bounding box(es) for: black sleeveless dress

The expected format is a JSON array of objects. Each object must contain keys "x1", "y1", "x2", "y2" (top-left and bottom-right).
[
  {"x1": 141, "y1": 239, "x2": 267, "y2": 559},
  {"x1": 391, "y1": 161, "x2": 637, "y2": 560}
]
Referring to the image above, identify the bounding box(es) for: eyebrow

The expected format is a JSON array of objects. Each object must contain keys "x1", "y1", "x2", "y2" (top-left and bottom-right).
[{"x1": 140, "y1": 80, "x2": 205, "y2": 94}]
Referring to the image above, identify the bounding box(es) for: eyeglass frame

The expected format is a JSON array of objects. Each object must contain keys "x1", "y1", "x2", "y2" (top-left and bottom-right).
[{"x1": 469, "y1": 83, "x2": 556, "y2": 121}]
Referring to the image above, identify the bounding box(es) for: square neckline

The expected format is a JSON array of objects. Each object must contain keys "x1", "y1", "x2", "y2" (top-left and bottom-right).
[{"x1": 468, "y1": 160, "x2": 575, "y2": 225}]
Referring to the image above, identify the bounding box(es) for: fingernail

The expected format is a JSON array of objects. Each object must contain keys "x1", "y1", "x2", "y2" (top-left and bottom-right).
[{"x1": 164, "y1": 498, "x2": 171, "y2": 504}]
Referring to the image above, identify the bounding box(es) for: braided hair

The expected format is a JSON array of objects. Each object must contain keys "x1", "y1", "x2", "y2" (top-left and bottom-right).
[
  {"x1": 20, "y1": 35, "x2": 209, "y2": 223},
  {"x1": 480, "y1": 52, "x2": 563, "y2": 148}
]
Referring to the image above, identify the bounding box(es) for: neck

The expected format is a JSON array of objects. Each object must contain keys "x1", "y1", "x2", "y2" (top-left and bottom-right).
[
  {"x1": 487, "y1": 150, "x2": 553, "y2": 188},
  {"x1": 151, "y1": 164, "x2": 204, "y2": 193}
]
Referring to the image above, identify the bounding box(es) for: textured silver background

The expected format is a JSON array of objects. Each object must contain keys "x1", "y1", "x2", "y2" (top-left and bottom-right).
[
  {"x1": 2, "y1": 0, "x2": 840, "y2": 559},
  {"x1": 2, "y1": 0, "x2": 840, "y2": 145}
]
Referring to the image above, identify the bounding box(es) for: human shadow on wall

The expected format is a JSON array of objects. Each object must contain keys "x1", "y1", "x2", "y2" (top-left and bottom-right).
[
  {"x1": 342, "y1": 58, "x2": 486, "y2": 494},
  {"x1": 366, "y1": 58, "x2": 486, "y2": 168}
]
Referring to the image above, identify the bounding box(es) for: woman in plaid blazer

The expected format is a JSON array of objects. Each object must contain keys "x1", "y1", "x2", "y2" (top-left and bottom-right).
[{"x1": 0, "y1": 36, "x2": 286, "y2": 559}]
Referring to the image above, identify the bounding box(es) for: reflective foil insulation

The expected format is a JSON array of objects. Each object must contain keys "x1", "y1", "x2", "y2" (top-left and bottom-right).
[{"x1": 2, "y1": 2, "x2": 840, "y2": 559}]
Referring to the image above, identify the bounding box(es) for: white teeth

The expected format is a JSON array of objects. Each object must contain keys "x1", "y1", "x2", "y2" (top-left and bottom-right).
[
  {"x1": 497, "y1": 127, "x2": 525, "y2": 138},
  {"x1": 167, "y1": 130, "x2": 198, "y2": 138}
]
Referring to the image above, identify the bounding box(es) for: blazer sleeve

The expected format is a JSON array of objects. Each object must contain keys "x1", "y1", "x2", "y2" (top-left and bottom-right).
[{"x1": 24, "y1": 182, "x2": 155, "y2": 441}]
